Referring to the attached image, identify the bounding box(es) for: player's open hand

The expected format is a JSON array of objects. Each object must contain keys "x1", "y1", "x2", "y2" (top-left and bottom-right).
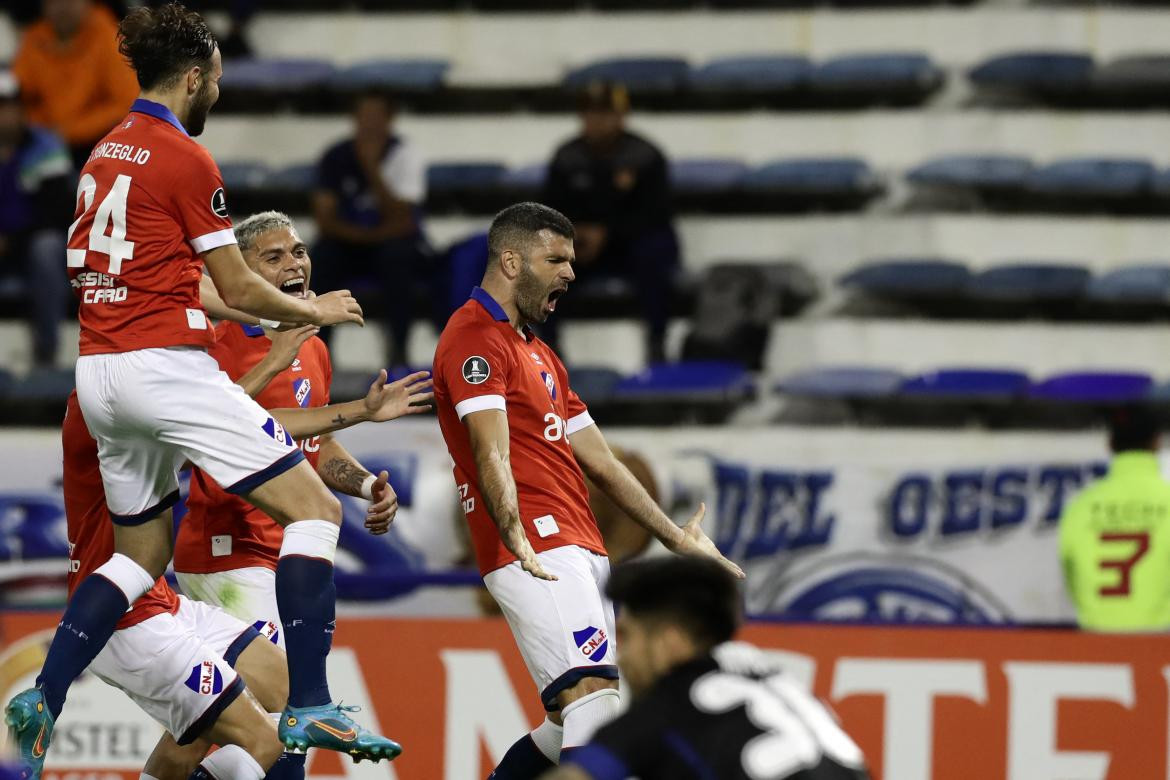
[
  {"x1": 365, "y1": 470, "x2": 398, "y2": 535},
  {"x1": 311, "y1": 289, "x2": 364, "y2": 327},
  {"x1": 669, "y1": 503, "x2": 746, "y2": 579},
  {"x1": 263, "y1": 324, "x2": 318, "y2": 370},
  {"x1": 503, "y1": 527, "x2": 557, "y2": 581},
  {"x1": 363, "y1": 369, "x2": 434, "y2": 422}
]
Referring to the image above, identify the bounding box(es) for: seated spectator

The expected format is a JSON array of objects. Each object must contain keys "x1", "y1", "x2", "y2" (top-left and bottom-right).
[
  {"x1": 13, "y1": 0, "x2": 139, "y2": 168},
  {"x1": 543, "y1": 82, "x2": 679, "y2": 363},
  {"x1": 311, "y1": 91, "x2": 433, "y2": 368},
  {"x1": 0, "y1": 71, "x2": 72, "y2": 368}
]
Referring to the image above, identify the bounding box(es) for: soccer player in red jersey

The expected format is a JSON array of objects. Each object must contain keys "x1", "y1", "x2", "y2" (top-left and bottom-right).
[
  {"x1": 175, "y1": 210, "x2": 432, "y2": 647},
  {"x1": 5, "y1": 6, "x2": 400, "y2": 776},
  {"x1": 432, "y1": 202, "x2": 744, "y2": 779}
]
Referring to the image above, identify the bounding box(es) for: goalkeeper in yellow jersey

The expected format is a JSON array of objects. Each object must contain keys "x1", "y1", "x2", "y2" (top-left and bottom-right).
[{"x1": 1060, "y1": 404, "x2": 1170, "y2": 632}]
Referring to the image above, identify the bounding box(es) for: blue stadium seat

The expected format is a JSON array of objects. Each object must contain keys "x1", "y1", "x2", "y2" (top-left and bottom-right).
[
  {"x1": 218, "y1": 161, "x2": 270, "y2": 191},
  {"x1": 614, "y1": 362, "x2": 752, "y2": 399},
  {"x1": 690, "y1": 56, "x2": 812, "y2": 91},
  {"x1": 567, "y1": 367, "x2": 624, "y2": 404},
  {"x1": 776, "y1": 367, "x2": 904, "y2": 399},
  {"x1": 967, "y1": 263, "x2": 1092, "y2": 302},
  {"x1": 220, "y1": 58, "x2": 337, "y2": 90},
  {"x1": 907, "y1": 155, "x2": 1035, "y2": 191},
  {"x1": 426, "y1": 162, "x2": 507, "y2": 192},
  {"x1": 564, "y1": 58, "x2": 691, "y2": 93},
  {"x1": 968, "y1": 52, "x2": 1094, "y2": 92},
  {"x1": 670, "y1": 158, "x2": 749, "y2": 193},
  {"x1": 1029, "y1": 158, "x2": 1155, "y2": 198},
  {"x1": 840, "y1": 258, "x2": 971, "y2": 299},
  {"x1": 0, "y1": 369, "x2": 13, "y2": 398},
  {"x1": 741, "y1": 158, "x2": 878, "y2": 194},
  {"x1": 1094, "y1": 56, "x2": 1170, "y2": 93},
  {"x1": 1030, "y1": 371, "x2": 1153, "y2": 402},
  {"x1": 330, "y1": 59, "x2": 449, "y2": 91},
  {"x1": 501, "y1": 163, "x2": 548, "y2": 189},
  {"x1": 7, "y1": 369, "x2": 74, "y2": 402},
  {"x1": 266, "y1": 163, "x2": 317, "y2": 190},
  {"x1": 901, "y1": 369, "x2": 1031, "y2": 400},
  {"x1": 1086, "y1": 265, "x2": 1170, "y2": 304},
  {"x1": 811, "y1": 53, "x2": 944, "y2": 95}
]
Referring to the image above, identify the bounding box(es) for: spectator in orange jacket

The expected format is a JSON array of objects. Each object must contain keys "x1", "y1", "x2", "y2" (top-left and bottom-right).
[{"x1": 13, "y1": 0, "x2": 139, "y2": 168}]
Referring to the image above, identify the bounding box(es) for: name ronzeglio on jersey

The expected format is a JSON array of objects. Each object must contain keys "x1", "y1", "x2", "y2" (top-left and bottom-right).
[{"x1": 67, "y1": 101, "x2": 238, "y2": 355}]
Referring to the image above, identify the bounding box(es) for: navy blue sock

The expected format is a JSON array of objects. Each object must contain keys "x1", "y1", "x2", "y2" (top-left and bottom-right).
[
  {"x1": 264, "y1": 751, "x2": 306, "y2": 780},
  {"x1": 36, "y1": 574, "x2": 130, "y2": 719},
  {"x1": 489, "y1": 735, "x2": 555, "y2": 779},
  {"x1": 275, "y1": 556, "x2": 335, "y2": 708}
]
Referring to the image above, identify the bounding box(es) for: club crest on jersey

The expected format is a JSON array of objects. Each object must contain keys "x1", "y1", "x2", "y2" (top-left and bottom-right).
[
  {"x1": 294, "y1": 378, "x2": 312, "y2": 408},
  {"x1": 541, "y1": 370, "x2": 557, "y2": 400},
  {"x1": 252, "y1": 620, "x2": 281, "y2": 644},
  {"x1": 262, "y1": 417, "x2": 293, "y2": 446},
  {"x1": 184, "y1": 661, "x2": 224, "y2": 695},
  {"x1": 462, "y1": 356, "x2": 490, "y2": 385},
  {"x1": 573, "y1": 626, "x2": 609, "y2": 662},
  {"x1": 210, "y1": 188, "x2": 229, "y2": 219},
  {"x1": 530, "y1": 351, "x2": 544, "y2": 365}
]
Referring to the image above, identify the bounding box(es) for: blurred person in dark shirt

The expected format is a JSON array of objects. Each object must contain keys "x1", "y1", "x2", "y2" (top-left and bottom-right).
[
  {"x1": 0, "y1": 71, "x2": 72, "y2": 368},
  {"x1": 312, "y1": 91, "x2": 433, "y2": 368},
  {"x1": 543, "y1": 82, "x2": 679, "y2": 363}
]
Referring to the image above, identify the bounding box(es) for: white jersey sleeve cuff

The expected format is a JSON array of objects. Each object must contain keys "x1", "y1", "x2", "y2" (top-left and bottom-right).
[
  {"x1": 190, "y1": 228, "x2": 238, "y2": 254},
  {"x1": 455, "y1": 394, "x2": 506, "y2": 420},
  {"x1": 565, "y1": 411, "x2": 595, "y2": 435}
]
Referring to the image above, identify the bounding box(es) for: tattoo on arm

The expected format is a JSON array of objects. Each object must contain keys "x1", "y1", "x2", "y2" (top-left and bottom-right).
[
  {"x1": 331, "y1": 413, "x2": 347, "y2": 427},
  {"x1": 319, "y1": 457, "x2": 371, "y2": 497}
]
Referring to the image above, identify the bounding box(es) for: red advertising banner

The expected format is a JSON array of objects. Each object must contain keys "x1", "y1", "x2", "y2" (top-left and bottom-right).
[{"x1": 1, "y1": 613, "x2": 1167, "y2": 780}]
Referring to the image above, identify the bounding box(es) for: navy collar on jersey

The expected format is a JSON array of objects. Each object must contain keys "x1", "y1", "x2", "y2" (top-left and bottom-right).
[
  {"x1": 129, "y1": 99, "x2": 188, "y2": 137},
  {"x1": 242, "y1": 323, "x2": 266, "y2": 337},
  {"x1": 470, "y1": 286, "x2": 509, "y2": 322}
]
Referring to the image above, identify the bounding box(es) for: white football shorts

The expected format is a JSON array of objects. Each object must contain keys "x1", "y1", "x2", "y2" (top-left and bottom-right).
[
  {"x1": 75, "y1": 346, "x2": 303, "y2": 523},
  {"x1": 89, "y1": 596, "x2": 260, "y2": 744},
  {"x1": 484, "y1": 544, "x2": 617, "y2": 711},
  {"x1": 177, "y1": 567, "x2": 284, "y2": 649}
]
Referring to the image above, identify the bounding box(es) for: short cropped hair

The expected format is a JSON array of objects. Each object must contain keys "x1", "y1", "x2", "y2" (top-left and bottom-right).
[
  {"x1": 118, "y1": 3, "x2": 217, "y2": 91},
  {"x1": 487, "y1": 202, "x2": 575, "y2": 263},
  {"x1": 606, "y1": 556, "x2": 741, "y2": 650},
  {"x1": 234, "y1": 211, "x2": 295, "y2": 253},
  {"x1": 1108, "y1": 403, "x2": 1160, "y2": 453}
]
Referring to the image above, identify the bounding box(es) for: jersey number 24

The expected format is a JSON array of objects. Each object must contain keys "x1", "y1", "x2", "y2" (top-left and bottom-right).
[{"x1": 66, "y1": 173, "x2": 135, "y2": 275}]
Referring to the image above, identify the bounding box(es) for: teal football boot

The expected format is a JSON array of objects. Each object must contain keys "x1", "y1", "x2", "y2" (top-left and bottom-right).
[
  {"x1": 4, "y1": 689, "x2": 54, "y2": 780},
  {"x1": 278, "y1": 702, "x2": 401, "y2": 763}
]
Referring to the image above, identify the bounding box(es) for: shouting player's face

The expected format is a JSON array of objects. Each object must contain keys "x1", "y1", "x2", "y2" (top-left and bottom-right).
[
  {"x1": 186, "y1": 47, "x2": 223, "y2": 137},
  {"x1": 245, "y1": 226, "x2": 312, "y2": 299},
  {"x1": 514, "y1": 230, "x2": 575, "y2": 325}
]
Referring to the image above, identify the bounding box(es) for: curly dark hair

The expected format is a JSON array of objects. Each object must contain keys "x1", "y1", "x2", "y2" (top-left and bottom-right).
[{"x1": 118, "y1": 3, "x2": 217, "y2": 91}]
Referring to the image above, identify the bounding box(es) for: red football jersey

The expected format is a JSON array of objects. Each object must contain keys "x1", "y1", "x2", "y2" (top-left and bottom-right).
[
  {"x1": 67, "y1": 99, "x2": 237, "y2": 355},
  {"x1": 63, "y1": 392, "x2": 179, "y2": 629},
  {"x1": 433, "y1": 287, "x2": 606, "y2": 575},
  {"x1": 176, "y1": 321, "x2": 332, "y2": 574}
]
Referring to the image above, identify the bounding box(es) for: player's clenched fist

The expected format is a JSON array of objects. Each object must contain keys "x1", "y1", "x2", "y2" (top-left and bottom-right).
[
  {"x1": 310, "y1": 289, "x2": 364, "y2": 326},
  {"x1": 364, "y1": 471, "x2": 398, "y2": 535}
]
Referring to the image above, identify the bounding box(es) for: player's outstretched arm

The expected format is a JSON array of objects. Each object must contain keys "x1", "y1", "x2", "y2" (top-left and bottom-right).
[
  {"x1": 316, "y1": 435, "x2": 398, "y2": 535},
  {"x1": 203, "y1": 243, "x2": 364, "y2": 327},
  {"x1": 266, "y1": 370, "x2": 433, "y2": 440},
  {"x1": 465, "y1": 409, "x2": 557, "y2": 581},
  {"x1": 569, "y1": 424, "x2": 745, "y2": 579},
  {"x1": 199, "y1": 273, "x2": 260, "y2": 326}
]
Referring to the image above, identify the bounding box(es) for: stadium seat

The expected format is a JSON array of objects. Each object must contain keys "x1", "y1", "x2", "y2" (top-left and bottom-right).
[
  {"x1": 670, "y1": 158, "x2": 749, "y2": 193},
  {"x1": 967, "y1": 263, "x2": 1091, "y2": 303},
  {"x1": 563, "y1": 57, "x2": 691, "y2": 93},
  {"x1": 220, "y1": 58, "x2": 337, "y2": 90},
  {"x1": 740, "y1": 158, "x2": 881, "y2": 210},
  {"x1": 1086, "y1": 265, "x2": 1170, "y2": 304},
  {"x1": 776, "y1": 367, "x2": 903, "y2": 399},
  {"x1": 330, "y1": 59, "x2": 449, "y2": 91},
  {"x1": 968, "y1": 52, "x2": 1095, "y2": 98},
  {"x1": 613, "y1": 361, "x2": 752, "y2": 399},
  {"x1": 566, "y1": 367, "x2": 624, "y2": 405},
  {"x1": 1029, "y1": 157, "x2": 1155, "y2": 199},
  {"x1": 810, "y1": 53, "x2": 945, "y2": 104},
  {"x1": 689, "y1": 56, "x2": 812, "y2": 91},
  {"x1": 218, "y1": 161, "x2": 271, "y2": 191},
  {"x1": 425, "y1": 162, "x2": 508, "y2": 212},
  {"x1": 1029, "y1": 371, "x2": 1153, "y2": 403},
  {"x1": 266, "y1": 163, "x2": 318, "y2": 190},
  {"x1": 839, "y1": 258, "x2": 971, "y2": 300},
  {"x1": 907, "y1": 155, "x2": 1035, "y2": 192},
  {"x1": 501, "y1": 163, "x2": 548, "y2": 189},
  {"x1": 901, "y1": 369, "x2": 1031, "y2": 400},
  {"x1": 1092, "y1": 56, "x2": 1170, "y2": 104},
  {"x1": 7, "y1": 369, "x2": 74, "y2": 402}
]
